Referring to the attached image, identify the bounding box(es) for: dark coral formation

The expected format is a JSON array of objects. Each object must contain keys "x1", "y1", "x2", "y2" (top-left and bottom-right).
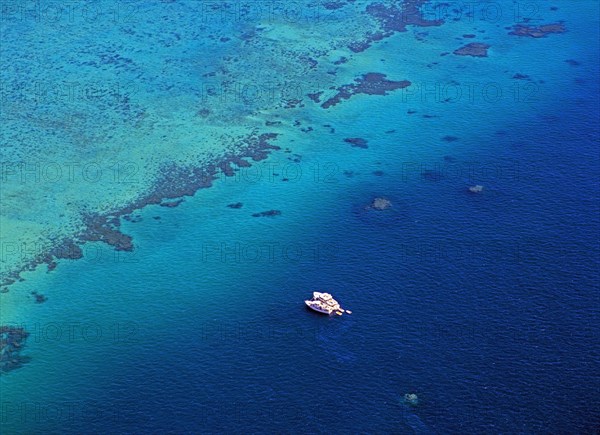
[
  {"x1": 197, "y1": 108, "x2": 210, "y2": 118},
  {"x1": 123, "y1": 215, "x2": 143, "y2": 223},
  {"x1": 344, "y1": 138, "x2": 369, "y2": 149},
  {"x1": 453, "y1": 43, "x2": 490, "y2": 57},
  {"x1": 351, "y1": 0, "x2": 444, "y2": 53},
  {"x1": 160, "y1": 199, "x2": 184, "y2": 208},
  {"x1": 80, "y1": 214, "x2": 134, "y2": 252},
  {"x1": 308, "y1": 92, "x2": 324, "y2": 103},
  {"x1": 251, "y1": 210, "x2": 281, "y2": 218},
  {"x1": 300, "y1": 55, "x2": 318, "y2": 70},
  {"x1": 323, "y1": 124, "x2": 336, "y2": 134},
  {"x1": 283, "y1": 99, "x2": 304, "y2": 109},
  {"x1": 509, "y1": 23, "x2": 566, "y2": 38},
  {"x1": 323, "y1": 1, "x2": 346, "y2": 10},
  {"x1": 31, "y1": 291, "x2": 47, "y2": 304},
  {"x1": 287, "y1": 153, "x2": 302, "y2": 163},
  {"x1": 442, "y1": 135, "x2": 459, "y2": 142},
  {"x1": 321, "y1": 73, "x2": 411, "y2": 109},
  {"x1": 0, "y1": 238, "x2": 86, "y2": 285},
  {"x1": 0, "y1": 326, "x2": 30, "y2": 373}
]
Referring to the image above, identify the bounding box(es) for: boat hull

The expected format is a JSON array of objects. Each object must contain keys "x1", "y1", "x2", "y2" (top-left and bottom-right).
[{"x1": 305, "y1": 300, "x2": 332, "y2": 315}]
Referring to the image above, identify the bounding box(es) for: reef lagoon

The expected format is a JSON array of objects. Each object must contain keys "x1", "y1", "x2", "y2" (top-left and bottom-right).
[{"x1": 1, "y1": 0, "x2": 599, "y2": 433}]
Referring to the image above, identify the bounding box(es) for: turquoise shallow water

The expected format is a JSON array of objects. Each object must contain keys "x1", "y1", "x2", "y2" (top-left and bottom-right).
[{"x1": 1, "y1": 1, "x2": 599, "y2": 433}]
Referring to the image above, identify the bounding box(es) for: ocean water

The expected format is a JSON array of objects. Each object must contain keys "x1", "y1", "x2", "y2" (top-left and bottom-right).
[{"x1": 1, "y1": 0, "x2": 599, "y2": 433}]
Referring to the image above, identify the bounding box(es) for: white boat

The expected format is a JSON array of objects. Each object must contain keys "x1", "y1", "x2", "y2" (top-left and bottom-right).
[{"x1": 305, "y1": 292, "x2": 344, "y2": 315}]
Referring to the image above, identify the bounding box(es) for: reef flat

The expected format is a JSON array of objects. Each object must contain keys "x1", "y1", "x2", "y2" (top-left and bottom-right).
[
  {"x1": 454, "y1": 43, "x2": 491, "y2": 58},
  {"x1": 509, "y1": 23, "x2": 567, "y2": 38},
  {"x1": 1, "y1": 131, "x2": 280, "y2": 289},
  {"x1": 0, "y1": 0, "x2": 445, "y2": 292}
]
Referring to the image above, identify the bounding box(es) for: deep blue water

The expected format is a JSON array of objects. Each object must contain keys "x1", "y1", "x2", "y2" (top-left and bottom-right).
[{"x1": 1, "y1": 1, "x2": 599, "y2": 433}]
